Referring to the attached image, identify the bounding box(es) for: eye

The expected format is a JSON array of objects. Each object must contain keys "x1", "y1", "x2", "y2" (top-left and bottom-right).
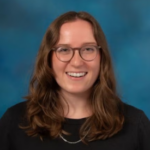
[
  {"x1": 82, "y1": 46, "x2": 96, "y2": 53},
  {"x1": 57, "y1": 47, "x2": 71, "y2": 53},
  {"x1": 85, "y1": 47, "x2": 94, "y2": 51}
]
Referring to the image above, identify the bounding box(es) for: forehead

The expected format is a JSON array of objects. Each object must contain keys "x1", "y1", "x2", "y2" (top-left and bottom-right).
[{"x1": 57, "y1": 19, "x2": 96, "y2": 46}]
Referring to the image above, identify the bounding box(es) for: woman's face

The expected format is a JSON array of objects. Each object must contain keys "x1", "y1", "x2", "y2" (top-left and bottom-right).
[{"x1": 52, "y1": 19, "x2": 100, "y2": 96}]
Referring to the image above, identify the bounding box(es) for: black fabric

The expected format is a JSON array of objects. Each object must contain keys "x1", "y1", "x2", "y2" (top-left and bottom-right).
[{"x1": 0, "y1": 101, "x2": 150, "y2": 150}]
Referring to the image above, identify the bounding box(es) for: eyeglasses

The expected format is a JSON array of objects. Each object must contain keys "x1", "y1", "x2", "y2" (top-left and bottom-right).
[{"x1": 52, "y1": 45, "x2": 101, "y2": 62}]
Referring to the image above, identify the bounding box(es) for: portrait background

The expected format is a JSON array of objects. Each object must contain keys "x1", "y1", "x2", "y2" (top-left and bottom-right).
[{"x1": 0, "y1": 0, "x2": 150, "y2": 118}]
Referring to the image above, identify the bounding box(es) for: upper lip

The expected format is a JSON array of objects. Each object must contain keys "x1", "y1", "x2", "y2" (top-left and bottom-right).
[
  {"x1": 66, "y1": 71, "x2": 87, "y2": 73},
  {"x1": 66, "y1": 72, "x2": 87, "y2": 75}
]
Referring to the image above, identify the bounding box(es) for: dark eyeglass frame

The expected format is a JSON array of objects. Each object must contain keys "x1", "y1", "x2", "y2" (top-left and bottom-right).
[{"x1": 52, "y1": 45, "x2": 101, "y2": 62}]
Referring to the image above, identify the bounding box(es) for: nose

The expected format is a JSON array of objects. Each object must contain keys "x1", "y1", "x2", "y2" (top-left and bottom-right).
[{"x1": 69, "y1": 50, "x2": 84, "y2": 67}]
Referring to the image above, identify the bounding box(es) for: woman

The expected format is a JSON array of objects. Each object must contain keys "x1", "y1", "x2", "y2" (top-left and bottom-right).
[{"x1": 0, "y1": 11, "x2": 150, "y2": 150}]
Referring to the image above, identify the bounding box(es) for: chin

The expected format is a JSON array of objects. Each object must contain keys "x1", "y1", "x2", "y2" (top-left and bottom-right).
[{"x1": 63, "y1": 87, "x2": 91, "y2": 95}]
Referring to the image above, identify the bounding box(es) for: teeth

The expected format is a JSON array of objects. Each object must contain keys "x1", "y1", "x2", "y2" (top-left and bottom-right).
[{"x1": 67, "y1": 72, "x2": 86, "y2": 77}]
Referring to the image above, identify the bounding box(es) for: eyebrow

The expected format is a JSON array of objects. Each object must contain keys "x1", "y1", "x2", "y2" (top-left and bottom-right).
[{"x1": 56, "y1": 42, "x2": 97, "y2": 47}]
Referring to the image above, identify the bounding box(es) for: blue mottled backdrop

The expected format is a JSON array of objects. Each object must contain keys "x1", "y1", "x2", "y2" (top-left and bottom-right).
[{"x1": 0, "y1": 0, "x2": 150, "y2": 118}]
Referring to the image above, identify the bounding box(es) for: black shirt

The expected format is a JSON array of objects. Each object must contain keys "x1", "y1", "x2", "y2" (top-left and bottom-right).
[{"x1": 0, "y1": 101, "x2": 150, "y2": 150}]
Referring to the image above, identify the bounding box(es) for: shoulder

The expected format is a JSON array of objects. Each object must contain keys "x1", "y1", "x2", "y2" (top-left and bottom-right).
[
  {"x1": 0, "y1": 101, "x2": 27, "y2": 136},
  {"x1": 123, "y1": 102, "x2": 149, "y2": 122},
  {"x1": 123, "y1": 103, "x2": 144, "y2": 118},
  {"x1": 0, "y1": 101, "x2": 27, "y2": 123},
  {"x1": 123, "y1": 103, "x2": 150, "y2": 149},
  {"x1": 7, "y1": 101, "x2": 27, "y2": 115},
  {"x1": 123, "y1": 103, "x2": 150, "y2": 130}
]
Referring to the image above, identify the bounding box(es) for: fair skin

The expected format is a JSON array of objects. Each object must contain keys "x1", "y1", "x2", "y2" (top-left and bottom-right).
[{"x1": 52, "y1": 19, "x2": 100, "y2": 119}]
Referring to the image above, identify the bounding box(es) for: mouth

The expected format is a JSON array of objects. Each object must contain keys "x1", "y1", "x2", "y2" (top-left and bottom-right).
[{"x1": 66, "y1": 72, "x2": 87, "y2": 78}]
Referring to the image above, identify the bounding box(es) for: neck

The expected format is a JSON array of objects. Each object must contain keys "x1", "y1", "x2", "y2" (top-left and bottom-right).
[{"x1": 60, "y1": 90, "x2": 92, "y2": 119}]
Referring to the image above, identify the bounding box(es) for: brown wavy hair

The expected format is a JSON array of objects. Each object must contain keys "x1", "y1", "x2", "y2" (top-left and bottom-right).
[{"x1": 22, "y1": 11, "x2": 124, "y2": 142}]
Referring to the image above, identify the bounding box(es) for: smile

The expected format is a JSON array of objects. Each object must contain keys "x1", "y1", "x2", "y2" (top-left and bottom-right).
[{"x1": 66, "y1": 72, "x2": 87, "y2": 77}]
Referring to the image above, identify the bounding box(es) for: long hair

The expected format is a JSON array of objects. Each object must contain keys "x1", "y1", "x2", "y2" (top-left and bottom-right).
[{"x1": 22, "y1": 11, "x2": 124, "y2": 141}]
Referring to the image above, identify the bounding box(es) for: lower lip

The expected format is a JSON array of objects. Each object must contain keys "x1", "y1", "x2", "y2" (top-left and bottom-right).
[{"x1": 66, "y1": 73, "x2": 87, "y2": 80}]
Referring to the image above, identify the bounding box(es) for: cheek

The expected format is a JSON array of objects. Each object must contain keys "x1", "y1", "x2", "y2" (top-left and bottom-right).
[
  {"x1": 94, "y1": 54, "x2": 101, "y2": 71},
  {"x1": 51, "y1": 53, "x2": 59, "y2": 74},
  {"x1": 51, "y1": 53, "x2": 66, "y2": 75},
  {"x1": 93, "y1": 55, "x2": 101, "y2": 78}
]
